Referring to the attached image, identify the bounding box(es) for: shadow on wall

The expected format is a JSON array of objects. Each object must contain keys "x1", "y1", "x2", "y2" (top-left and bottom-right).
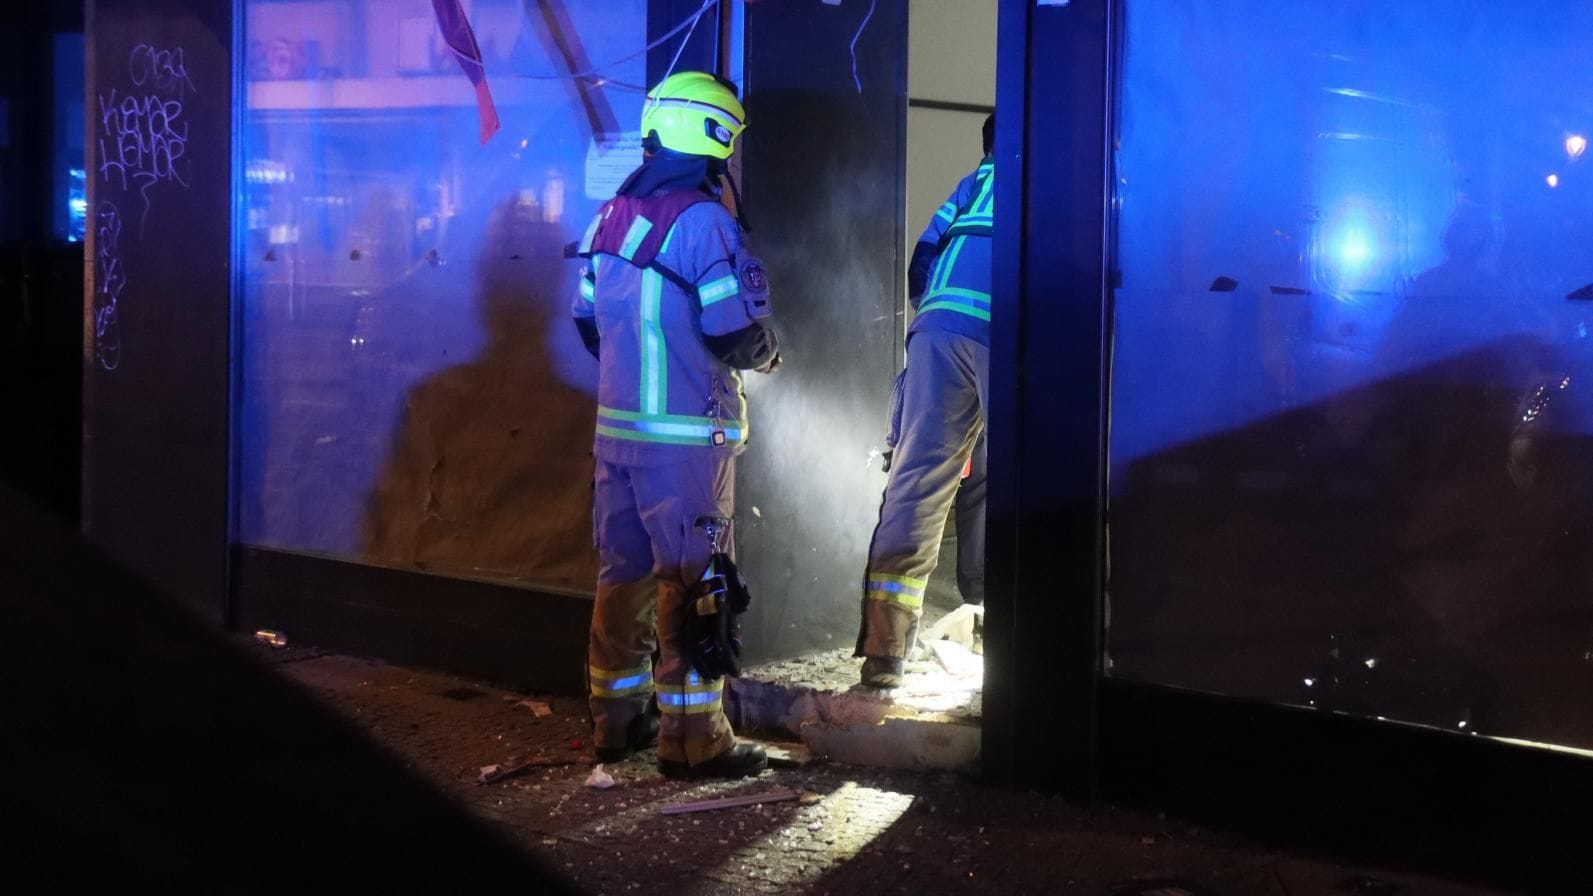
[
  {"x1": 1110, "y1": 323, "x2": 1593, "y2": 750},
  {"x1": 363, "y1": 196, "x2": 598, "y2": 591}
]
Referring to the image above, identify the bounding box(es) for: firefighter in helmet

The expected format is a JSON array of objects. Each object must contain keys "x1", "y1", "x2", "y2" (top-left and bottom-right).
[{"x1": 572, "y1": 72, "x2": 779, "y2": 777}]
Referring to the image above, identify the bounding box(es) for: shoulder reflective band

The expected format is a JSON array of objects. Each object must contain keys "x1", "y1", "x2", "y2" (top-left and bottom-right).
[
  {"x1": 579, "y1": 211, "x2": 604, "y2": 255},
  {"x1": 619, "y1": 216, "x2": 654, "y2": 261}
]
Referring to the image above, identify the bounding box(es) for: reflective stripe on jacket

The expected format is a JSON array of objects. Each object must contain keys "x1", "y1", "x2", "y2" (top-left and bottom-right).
[
  {"x1": 572, "y1": 200, "x2": 765, "y2": 466},
  {"x1": 911, "y1": 160, "x2": 994, "y2": 345}
]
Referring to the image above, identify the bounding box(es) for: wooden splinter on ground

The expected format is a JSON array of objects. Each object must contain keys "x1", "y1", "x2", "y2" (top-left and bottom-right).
[{"x1": 660, "y1": 787, "x2": 805, "y2": 815}]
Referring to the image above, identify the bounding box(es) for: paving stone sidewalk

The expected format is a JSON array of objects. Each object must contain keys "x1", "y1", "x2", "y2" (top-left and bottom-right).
[{"x1": 260, "y1": 646, "x2": 1500, "y2": 896}]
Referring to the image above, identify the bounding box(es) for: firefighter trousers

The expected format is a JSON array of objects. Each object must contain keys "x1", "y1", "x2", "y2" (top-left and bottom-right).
[
  {"x1": 858, "y1": 329, "x2": 989, "y2": 659},
  {"x1": 587, "y1": 454, "x2": 737, "y2": 766}
]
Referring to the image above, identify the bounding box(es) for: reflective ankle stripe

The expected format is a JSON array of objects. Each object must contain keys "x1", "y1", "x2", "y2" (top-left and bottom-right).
[
  {"x1": 657, "y1": 674, "x2": 723, "y2": 715},
  {"x1": 866, "y1": 572, "x2": 927, "y2": 610},
  {"x1": 589, "y1": 662, "x2": 655, "y2": 699},
  {"x1": 597, "y1": 406, "x2": 747, "y2": 447}
]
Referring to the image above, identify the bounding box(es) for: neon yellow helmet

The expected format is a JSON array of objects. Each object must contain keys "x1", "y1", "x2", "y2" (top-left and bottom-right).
[{"x1": 640, "y1": 71, "x2": 746, "y2": 160}]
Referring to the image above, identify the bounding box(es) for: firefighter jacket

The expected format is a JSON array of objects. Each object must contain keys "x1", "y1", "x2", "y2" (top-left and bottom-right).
[
  {"x1": 572, "y1": 190, "x2": 777, "y2": 467},
  {"x1": 910, "y1": 158, "x2": 994, "y2": 347}
]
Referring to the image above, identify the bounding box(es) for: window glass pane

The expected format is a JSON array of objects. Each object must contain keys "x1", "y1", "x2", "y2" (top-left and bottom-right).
[
  {"x1": 54, "y1": 33, "x2": 87, "y2": 243},
  {"x1": 239, "y1": 0, "x2": 678, "y2": 590},
  {"x1": 1109, "y1": 1, "x2": 1593, "y2": 749}
]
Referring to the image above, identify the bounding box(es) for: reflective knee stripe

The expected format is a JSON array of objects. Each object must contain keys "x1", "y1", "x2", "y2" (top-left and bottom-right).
[
  {"x1": 657, "y1": 673, "x2": 724, "y2": 716},
  {"x1": 589, "y1": 662, "x2": 655, "y2": 699},
  {"x1": 866, "y1": 572, "x2": 927, "y2": 610},
  {"x1": 597, "y1": 406, "x2": 746, "y2": 447}
]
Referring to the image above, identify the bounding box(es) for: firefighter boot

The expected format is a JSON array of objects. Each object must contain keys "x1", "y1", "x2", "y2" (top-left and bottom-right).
[
  {"x1": 595, "y1": 709, "x2": 660, "y2": 763},
  {"x1": 860, "y1": 656, "x2": 905, "y2": 689},
  {"x1": 658, "y1": 741, "x2": 768, "y2": 779}
]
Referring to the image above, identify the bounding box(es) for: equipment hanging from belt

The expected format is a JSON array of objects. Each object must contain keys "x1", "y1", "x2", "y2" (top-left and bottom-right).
[{"x1": 682, "y1": 516, "x2": 752, "y2": 680}]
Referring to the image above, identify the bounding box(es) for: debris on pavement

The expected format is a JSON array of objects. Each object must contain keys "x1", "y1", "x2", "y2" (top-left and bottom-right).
[
  {"x1": 516, "y1": 699, "x2": 554, "y2": 717},
  {"x1": 478, "y1": 753, "x2": 588, "y2": 784},
  {"x1": 928, "y1": 639, "x2": 981, "y2": 678},
  {"x1": 1108, "y1": 879, "x2": 1214, "y2": 896},
  {"x1": 253, "y1": 629, "x2": 288, "y2": 648},
  {"x1": 584, "y1": 765, "x2": 616, "y2": 790},
  {"x1": 748, "y1": 738, "x2": 816, "y2": 768},
  {"x1": 660, "y1": 786, "x2": 801, "y2": 815},
  {"x1": 1340, "y1": 876, "x2": 1403, "y2": 894},
  {"x1": 921, "y1": 604, "x2": 983, "y2": 647}
]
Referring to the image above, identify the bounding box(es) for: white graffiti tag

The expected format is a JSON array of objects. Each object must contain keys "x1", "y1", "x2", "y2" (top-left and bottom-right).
[
  {"x1": 93, "y1": 202, "x2": 126, "y2": 371},
  {"x1": 129, "y1": 43, "x2": 198, "y2": 99},
  {"x1": 96, "y1": 43, "x2": 197, "y2": 234}
]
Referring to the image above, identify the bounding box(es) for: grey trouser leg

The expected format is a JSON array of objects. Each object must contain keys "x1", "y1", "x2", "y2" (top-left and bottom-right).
[
  {"x1": 956, "y1": 431, "x2": 987, "y2": 605},
  {"x1": 858, "y1": 329, "x2": 989, "y2": 658},
  {"x1": 588, "y1": 455, "x2": 738, "y2": 766}
]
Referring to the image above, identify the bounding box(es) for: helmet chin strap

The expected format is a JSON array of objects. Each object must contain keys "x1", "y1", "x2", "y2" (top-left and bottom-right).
[
  {"x1": 641, "y1": 133, "x2": 749, "y2": 233},
  {"x1": 711, "y1": 158, "x2": 752, "y2": 234}
]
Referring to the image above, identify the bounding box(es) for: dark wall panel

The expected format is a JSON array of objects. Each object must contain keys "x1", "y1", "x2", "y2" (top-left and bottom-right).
[
  {"x1": 84, "y1": 0, "x2": 232, "y2": 620},
  {"x1": 737, "y1": 0, "x2": 907, "y2": 662},
  {"x1": 983, "y1": 0, "x2": 1112, "y2": 795}
]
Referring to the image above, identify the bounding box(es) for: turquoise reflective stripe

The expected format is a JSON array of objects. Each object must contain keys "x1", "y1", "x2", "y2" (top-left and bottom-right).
[
  {"x1": 579, "y1": 213, "x2": 602, "y2": 254},
  {"x1": 640, "y1": 270, "x2": 665, "y2": 415},
  {"x1": 926, "y1": 287, "x2": 990, "y2": 306},
  {"x1": 932, "y1": 235, "x2": 968, "y2": 294},
  {"x1": 603, "y1": 420, "x2": 745, "y2": 440},
  {"x1": 619, "y1": 216, "x2": 654, "y2": 260},
  {"x1": 599, "y1": 406, "x2": 742, "y2": 425},
  {"x1": 956, "y1": 166, "x2": 996, "y2": 224},
  {"x1": 935, "y1": 201, "x2": 957, "y2": 224},
  {"x1": 697, "y1": 275, "x2": 739, "y2": 306},
  {"x1": 945, "y1": 219, "x2": 993, "y2": 239},
  {"x1": 597, "y1": 406, "x2": 747, "y2": 446},
  {"x1": 579, "y1": 276, "x2": 595, "y2": 303},
  {"x1": 917, "y1": 299, "x2": 991, "y2": 322}
]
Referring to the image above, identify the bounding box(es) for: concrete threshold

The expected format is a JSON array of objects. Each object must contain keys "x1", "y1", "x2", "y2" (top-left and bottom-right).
[{"x1": 726, "y1": 645, "x2": 982, "y2": 773}]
